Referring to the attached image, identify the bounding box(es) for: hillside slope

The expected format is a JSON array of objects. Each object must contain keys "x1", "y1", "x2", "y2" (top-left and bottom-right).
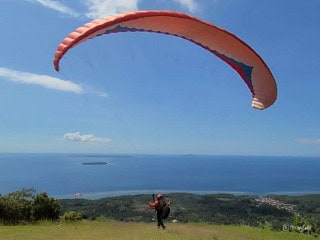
[{"x1": 59, "y1": 193, "x2": 294, "y2": 227}]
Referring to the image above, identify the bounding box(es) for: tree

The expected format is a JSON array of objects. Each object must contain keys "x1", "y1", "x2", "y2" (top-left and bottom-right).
[{"x1": 32, "y1": 193, "x2": 60, "y2": 221}]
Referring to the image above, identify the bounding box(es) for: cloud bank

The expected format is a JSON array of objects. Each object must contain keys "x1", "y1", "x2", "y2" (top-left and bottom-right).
[
  {"x1": 64, "y1": 132, "x2": 112, "y2": 143},
  {"x1": 0, "y1": 67, "x2": 84, "y2": 94}
]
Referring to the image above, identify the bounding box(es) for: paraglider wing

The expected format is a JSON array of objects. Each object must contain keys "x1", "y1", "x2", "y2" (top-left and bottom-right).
[{"x1": 53, "y1": 10, "x2": 277, "y2": 110}]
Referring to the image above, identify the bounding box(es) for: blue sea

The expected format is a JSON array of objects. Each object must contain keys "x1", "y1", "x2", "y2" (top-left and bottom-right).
[{"x1": 0, "y1": 153, "x2": 320, "y2": 199}]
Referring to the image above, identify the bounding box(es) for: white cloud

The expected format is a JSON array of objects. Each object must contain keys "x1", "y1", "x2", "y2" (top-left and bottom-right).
[
  {"x1": 93, "y1": 90, "x2": 108, "y2": 98},
  {"x1": 84, "y1": 0, "x2": 140, "y2": 19},
  {"x1": 173, "y1": 0, "x2": 199, "y2": 12},
  {"x1": 27, "y1": 0, "x2": 200, "y2": 19},
  {"x1": 296, "y1": 139, "x2": 320, "y2": 145},
  {"x1": 0, "y1": 67, "x2": 84, "y2": 94},
  {"x1": 64, "y1": 132, "x2": 112, "y2": 143},
  {"x1": 27, "y1": 0, "x2": 79, "y2": 17}
]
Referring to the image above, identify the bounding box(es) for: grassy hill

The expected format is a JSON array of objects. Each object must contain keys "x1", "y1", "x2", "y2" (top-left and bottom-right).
[
  {"x1": 1, "y1": 190, "x2": 319, "y2": 239},
  {"x1": 0, "y1": 221, "x2": 315, "y2": 240}
]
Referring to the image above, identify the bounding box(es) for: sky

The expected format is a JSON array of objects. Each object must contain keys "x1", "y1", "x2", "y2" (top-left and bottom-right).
[{"x1": 0, "y1": 0, "x2": 320, "y2": 156}]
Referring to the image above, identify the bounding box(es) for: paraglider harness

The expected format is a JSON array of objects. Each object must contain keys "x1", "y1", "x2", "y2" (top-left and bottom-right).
[{"x1": 152, "y1": 194, "x2": 170, "y2": 220}]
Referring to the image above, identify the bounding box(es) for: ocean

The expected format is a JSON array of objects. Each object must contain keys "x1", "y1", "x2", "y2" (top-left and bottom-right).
[{"x1": 0, "y1": 153, "x2": 319, "y2": 199}]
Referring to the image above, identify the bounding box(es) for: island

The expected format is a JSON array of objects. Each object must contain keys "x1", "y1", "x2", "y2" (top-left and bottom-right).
[{"x1": 81, "y1": 162, "x2": 107, "y2": 165}]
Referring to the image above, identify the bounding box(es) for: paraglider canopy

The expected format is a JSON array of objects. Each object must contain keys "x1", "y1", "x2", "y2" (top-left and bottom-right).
[{"x1": 53, "y1": 10, "x2": 277, "y2": 110}]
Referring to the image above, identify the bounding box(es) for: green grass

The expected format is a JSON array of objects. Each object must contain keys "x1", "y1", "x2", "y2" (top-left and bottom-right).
[{"x1": 0, "y1": 221, "x2": 316, "y2": 240}]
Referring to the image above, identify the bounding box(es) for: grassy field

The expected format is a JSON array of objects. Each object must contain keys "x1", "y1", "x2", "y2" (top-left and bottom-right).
[{"x1": 0, "y1": 221, "x2": 316, "y2": 240}]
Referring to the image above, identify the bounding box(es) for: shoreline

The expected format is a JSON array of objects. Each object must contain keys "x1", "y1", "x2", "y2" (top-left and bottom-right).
[{"x1": 53, "y1": 189, "x2": 320, "y2": 200}]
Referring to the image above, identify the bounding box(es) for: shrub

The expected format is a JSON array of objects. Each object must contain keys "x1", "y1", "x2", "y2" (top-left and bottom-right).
[{"x1": 62, "y1": 211, "x2": 83, "y2": 222}]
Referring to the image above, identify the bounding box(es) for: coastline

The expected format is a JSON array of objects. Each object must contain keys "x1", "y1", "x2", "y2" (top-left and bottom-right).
[{"x1": 53, "y1": 189, "x2": 320, "y2": 200}]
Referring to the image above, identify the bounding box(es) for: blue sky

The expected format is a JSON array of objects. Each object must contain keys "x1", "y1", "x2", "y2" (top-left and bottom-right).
[{"x1": 0, "y1": 0, "x2": 319, "y2": 156}]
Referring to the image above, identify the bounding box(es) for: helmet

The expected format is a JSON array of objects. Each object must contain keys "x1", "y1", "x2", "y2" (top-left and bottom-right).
[{"x1": 157, "y1": 193, "x2": 163, "y2": 200}]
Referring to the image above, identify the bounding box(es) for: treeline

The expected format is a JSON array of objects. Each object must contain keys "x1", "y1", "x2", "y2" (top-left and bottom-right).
[{"x1": 0, "y1": 188, "x2": 59, "y2": 225}]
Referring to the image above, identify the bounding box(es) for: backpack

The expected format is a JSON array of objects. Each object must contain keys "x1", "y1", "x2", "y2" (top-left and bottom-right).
[{"x1": 156, "y1": 199, "x2": 170, "y2": 219}]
